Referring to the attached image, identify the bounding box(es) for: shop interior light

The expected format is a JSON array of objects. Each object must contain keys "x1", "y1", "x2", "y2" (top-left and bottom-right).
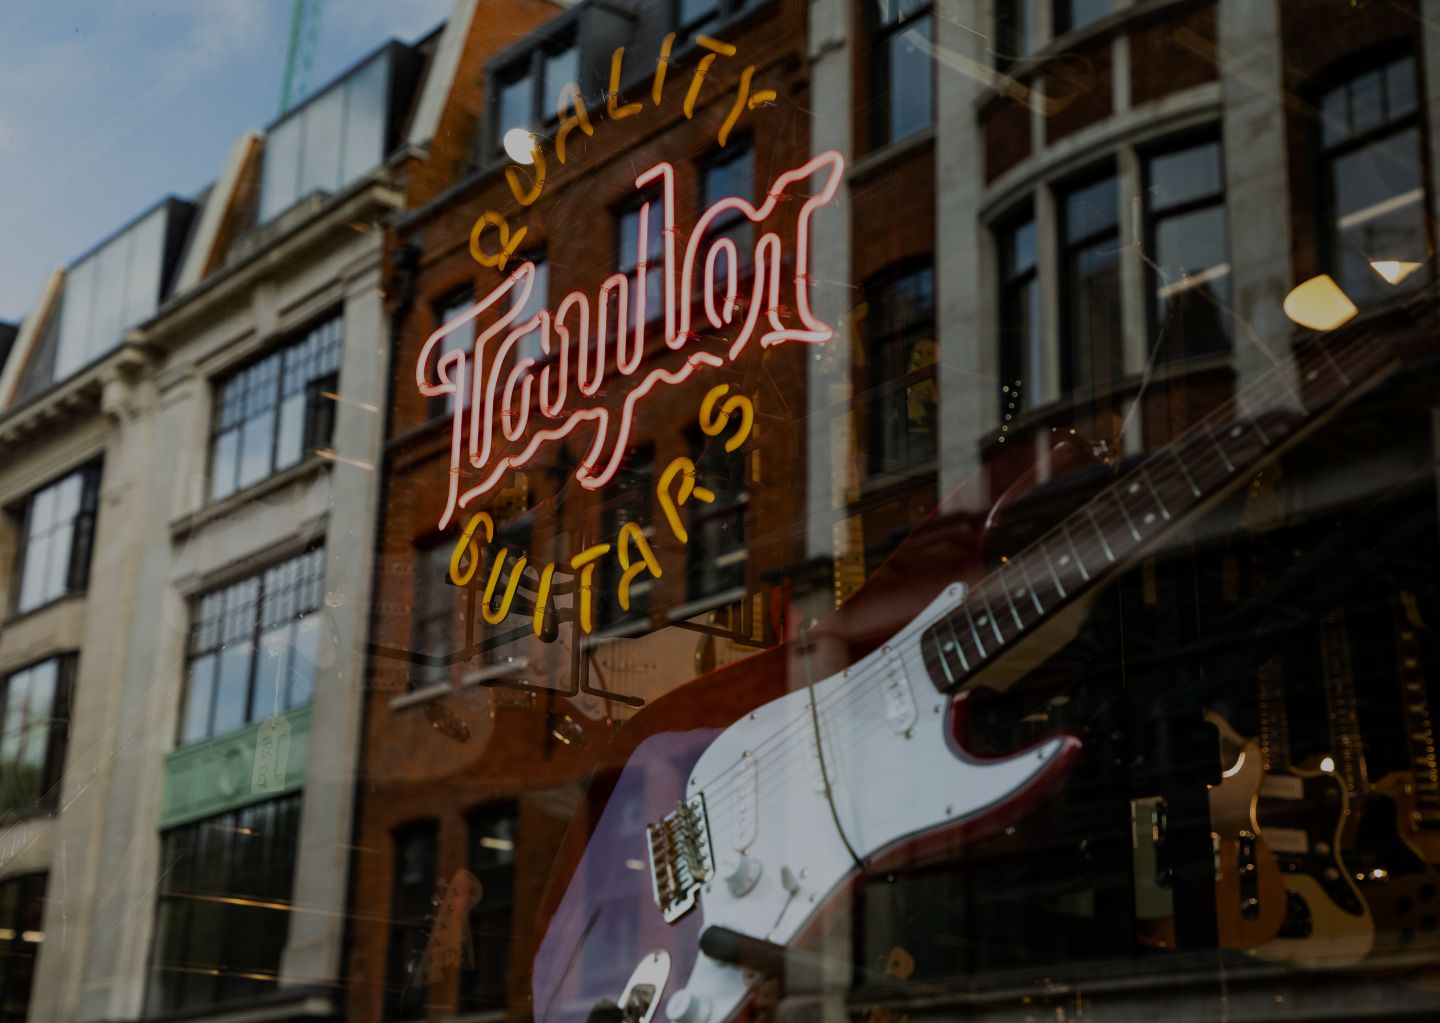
[
  {"x1": 503, "y1": 127, "x2": 537, "y2": 165},
  {"x1": 1282, "y1": 274, "x2": 1357, "y2": 331},
  {"x1": 1370, "y1": 259, "x2": 1421, "y2": 285}
]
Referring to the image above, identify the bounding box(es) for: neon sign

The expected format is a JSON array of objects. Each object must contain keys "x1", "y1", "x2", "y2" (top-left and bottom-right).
[{"x1": 417, "y1": 151, "x2": 844, "y2": 531}]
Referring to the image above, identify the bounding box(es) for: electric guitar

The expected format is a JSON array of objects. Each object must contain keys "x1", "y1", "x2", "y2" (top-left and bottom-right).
[
  {"x1": 1388, "y1": 593, "x2": 1440, "y2": 865},
  {"x1": 1319, "y1": 608, "x2": 1440, "y2": 962},
  {"x1": 530, "y1": 331, "x2": 1400, "y2": 1021}
]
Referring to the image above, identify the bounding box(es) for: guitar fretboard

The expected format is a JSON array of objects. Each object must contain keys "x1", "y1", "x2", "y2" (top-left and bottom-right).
[
  {"x1": 1395, "y1": 605, "x2": 1440, "y2": 826},
  {"x1": 1320, "y1": 610, "x2": 1367, "y2": 796},
  {"x1": 922, "y1": 330, "x2": 1397, "y2": 693}
]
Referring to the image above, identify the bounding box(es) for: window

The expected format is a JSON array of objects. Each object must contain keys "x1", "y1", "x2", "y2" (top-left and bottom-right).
[
  {"x1": 386, "y1": 822, "x2": 438, "y2": 1021},
  {"x1": 600, "y1": 453, "x2": 655, "y2": 627},
  {"x1": 14, "y1": 463, "x2": 100, "y2": 614},
  {"x1": 210, "y1": 314, "x2": 342, "y2": 501},
  {"x1": 995, "y1": 0, "x2": 1035, "y2": 66},
  {"x1": 0, "y1": 873, "x2": 47, "y2": 1021},
  {"x1": 687, "y1": 432, "x2": 747, "y2": 601},
  {"x1": 1319, "y1": 53, "x2": 1427, "y2": 305},
  {"x1": 410, "y1": 542, "x2": 456, "y2": 691},
  {"x1": 510, "y1": 254, "x2": 549, "y2": 364},
  {"x1": 431, "y1": 293, "x2": 474, "y2": 420},
  {"x1": 1054, "y1": 0, "x2": 1111, "y2": 35},
  {"x1": 146, "y1": 796, "x2": 301, "y2": 1014},
  {"x1": 0, "y1": 658, "x2": 72, "y2": 821},
  {"x1": 870, "y1": 0, "x2": 933, "y2": 149},
  {"x1": 493, "y1": 36, "x2": 580, "y2": 149},
  {"x1": 1144, "y1": 138, "x2": 1230, "y2": 363},
  {"x1": 675, "y1": 0, "x2": 760, "y2": 37},
  {"x1": 617, "y1": 193, "x2": 665, "y2": 331},
  {"x1": 701, "y1": 143, "x2": 755, "y2": 295},
  {"x1": 180, "y1": 547, "x2": 325, "y2": 745},
  {"x1": 864, "y1": 264, "x2": 938, "y2": 475},
  {"x1": 460, "y1": 803, "x2": 518, "y2": 1013},
  {"x1": 1059, "y1": 173, "x2": 1123, "y2": 392},
  {"x1": 259, "y1": 48, "x2": 392, "y2": 222},
  {"x1": 998, "y1": 213, "x2": 1041, "y2": 414}
]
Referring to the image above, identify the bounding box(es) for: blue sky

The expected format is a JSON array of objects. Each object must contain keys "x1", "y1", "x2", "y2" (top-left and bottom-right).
[{"x1": 0, "y1": 0, "x2": 456, "y2": 322}]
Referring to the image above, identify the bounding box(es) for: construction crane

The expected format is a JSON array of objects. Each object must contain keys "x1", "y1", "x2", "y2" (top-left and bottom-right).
[{"x1": 279, "y1": 0, "x2": 324, "y2": 116}]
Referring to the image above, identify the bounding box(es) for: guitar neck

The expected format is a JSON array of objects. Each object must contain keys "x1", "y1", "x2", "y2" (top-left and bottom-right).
[
  {"x1": 1256, "y1": 655, "x2": 1292, "y2": 774},
  {"x1": 923, "y1": 329, "x2": 1398, "y2": 693},
  {"x1": 1395, "y1": 598, "x2": 1440, "y2": 827},
  {"x1": 1320, "y1": 610, "x2": 1367, "y2": 795}
]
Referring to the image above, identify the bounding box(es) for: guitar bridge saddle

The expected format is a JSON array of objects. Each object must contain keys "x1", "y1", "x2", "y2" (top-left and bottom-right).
[{"x1": 646, "y1": 795, "x2": 715, "y2": 923}]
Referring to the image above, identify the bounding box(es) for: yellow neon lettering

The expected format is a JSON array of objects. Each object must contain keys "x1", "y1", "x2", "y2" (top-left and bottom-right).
[
  {"x1": 699, "y1": 383, "x2": 754, "y2": 451},
  {"x1": 481, "y1": 548, "x2": 528, "y2": 625},
  {"x1": 469, "y1": 212, "x2": 526, "y2": 270},
  {"x1": 718, "y1": 65, "x2": 756, "y2": 147},
  {"x1": 658, "y1": 457, "x2": 715, "y2": 544},
  {"x1": 570, "y1": 543, "x2": 613, "y2": 634},
  {"x1": 450, "y1": 512, "x2": 494, "y2": 585},
  {"x1": 695, "y1": 35, "x2": 738, "y2": 57},
  {"x1": 532, "y1": 561, "x2": 557, "y2": 637},
  {"x1": 748, "y1": 88, "x2": 777, "y2": 109},
  {"x1": 505, "y1": 145, "x2": 547, "y2": 206},
  {"x1": 652, "y1": 33, "x2": 675, "y2": 106},
  {"x1": 684, "y1": 54, "x2": 718, "y2": 119},
  {"x1": 608, "y1": 49, "x2": 643, "y2": 122},
  {"x1": 617, "y1": 522, "x2": 662, "y2": 611},
  {"x1": 555, "y1": 83, "x2": 595, "y2": 164}
]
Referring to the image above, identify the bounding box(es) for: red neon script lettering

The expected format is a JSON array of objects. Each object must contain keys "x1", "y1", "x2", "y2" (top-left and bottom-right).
[{"x1": 416, "y1": 150, "x2": 845, "y2": 530}]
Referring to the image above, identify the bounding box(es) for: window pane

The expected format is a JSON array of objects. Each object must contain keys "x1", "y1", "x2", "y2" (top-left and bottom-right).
[
  {"x1": 39, "y1": 522, "x2": 73, "y2": 611},
  {"x1": 1387, "y1": 56, "x2": 1417, "y2": 120},
  {"x1": 1154, "y1": 203, "x2": 1230, "y2": 361},
  {"x1": 341, "y1": 54, "x2": 388, "y2": 184},
  {"x1": 17, "y1": 534, "x2": 52, "y2": 613},
  {"x1": 499, "y1": 74, "x2": 532, "y2": 140},
  {"x1": 238, "y1": 406, "x2": 277, "y2": 491},
  {"x1": 182, "y1": 654, "x2": 217, "y2": 744},
  {"x1": 275, "y1": 392, "x2": 305, "y2": 471},
  {"x1": 121, "y1": 207, "x2": 166, "y2": 329},
  {"x1": 54, "y1": 255, "x2": 97, "y2": 379},
  {"x1": 298, "y1": 84, "x2": 345, "y2": 199},
  {"x1": 286, "y1": 615, "x2": 321, "y2": 709},
  {"x1": 512, "y1": 258, "x2": 549, "y2": 363},
  {"x1": 254, "y1": 624, "x2": 291, "y2": 722},
  {"x1": 886, "y1": 15, "x2": 933, "y2": 144},
  {"x1": 1065, "y1": 244, "x2": 1123, "y2": 388},
  {"x1": 1329, "y1": 126, "x2": 1425, "y2": 302},
  {"x1": 680, "y1": 0, "x2": 721, "y2": 29},
  {"x1": 1147, "y1": 140, "x2": 1222, "y2": 211},
  {"x1": 260, "y1": 116, "x2": 303, "y2": 222},
  {"x1": 542, "y1": 47, "x2": 579, "y2": 122},
  {"x1": 89, "y1": 227, "x2": 129, "y2": 360},
  {"x1": 211, "y1": 641, "x2": 253, "y2": 738},
  {"x1": 210, "y1": 429, "x2": 239, "y2": 502},
  {"x1": 1055, "y1": 0, "x2": 1111, "y2": 34},
  {"x1": 1064, "y1": 174, "x2": 1118, "y2": 243}
]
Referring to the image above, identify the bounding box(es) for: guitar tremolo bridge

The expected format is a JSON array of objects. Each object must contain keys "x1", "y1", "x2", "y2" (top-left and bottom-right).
[{"x1": 647, "y1": 795, "x2": 715, "y2": 923}]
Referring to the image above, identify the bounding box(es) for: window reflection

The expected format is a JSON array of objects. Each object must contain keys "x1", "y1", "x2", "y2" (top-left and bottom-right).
[
  {"x1": 0, "y1": 874, "x2": 47, "y2": 1021},
  {"x1": 460, "y1": 804, "x2": 518, "y2": 1013},
  {"x1": 871, "y1": 0, "x2": 933, "y2": 148},
  {"x1": 865, "y1": 263, "x2": 937, "y2": 475},
  {"x1": 14, "y1": 464, "x2": 100, "y2": 614},
  {"x1": 1060, "y1": 172, "x2": 1122, "y2": 392},
  {"x1": 999, "y1": 212, "x2": 1041, "y2": 414},
  {"x1": 385, "y1": 822, "x2": 438, "y2": 1020},
  {"x1": 617, "y1": 194, "x2": 665, "y2": 330},
  {"x1": 1054, "y1": 0, "x2": 1111, "y2": 35},
  {"x1": 0, "y1": 658, "x2": 70, "y2": 820}
]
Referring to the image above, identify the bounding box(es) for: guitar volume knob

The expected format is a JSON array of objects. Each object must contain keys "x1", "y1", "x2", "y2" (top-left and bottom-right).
[
  {"x1": 665, "y1": 989, "x2": 710, "y2": 1023},
  {"x1": 719, "y1": 853, "x2": 762, "y2": 897}
]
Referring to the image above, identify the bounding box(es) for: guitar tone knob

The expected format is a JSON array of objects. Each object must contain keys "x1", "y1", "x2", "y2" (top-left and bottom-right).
[
  {"x1": 665, "y1": 989, "x2": 710, "y2": 1023},
  {"x1": 719, "y1": 853, "x2": 762, "y2": 898}
]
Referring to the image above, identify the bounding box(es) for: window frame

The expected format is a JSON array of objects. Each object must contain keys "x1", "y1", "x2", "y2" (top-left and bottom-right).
[
  {"x1": 861, "y1": 259, "x2": 939, "y2": 477},
  {"x1": 996, "y1": 205, "x2": 1040, "y2": 419},
  {"x1": 0, "y1": 656, "x2": 73, "y2": 822},
  {"x1": 867, "y1": 0, "x2": 936, "y2": 151},
  {"x1": 459, "y1": 801, "x2": 519, "y2": 1013},
  {"x1": 179, "y1": 546, "x2": 326, "y2": 746},
  {"x1": 12, "y1": 461, "x2": 102, "y2": 617},
  {"x1": 490, "y1": 29, "x2": 581, "y2": 157},
  {"x1": 207, "y1": 312, "x2": 344, "y2": 503},
  {"x1": 385, "y1": 819, "x2": 439, "y2": 1021},
  {"x1": 1056, "y1": 165, "x2": 1122, "y2": 395}
]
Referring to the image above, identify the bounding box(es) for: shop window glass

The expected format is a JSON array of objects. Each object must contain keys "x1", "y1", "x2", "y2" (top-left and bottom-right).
[
  {"x1": 386, "y1": 822, "x2": 438, "y2": 1021},
  {"x1": 0, "y1": 874, "x2": 47, "y2": 1022},
  {"x1": 999, "y1": 212, "x2": 1041, "y2": 414},
  {"x1": 871, "y1": 0, "x2": 933, "y2": 148},
  {"x1": 1054, "y1": 0, "x2": 1111, "y2": 34},
  {"x1": 865, "y1": 263, "x2": 937, "y2": 475},
  {"x1": 460, "y1": 803, "x2": 518, "y2": 1013},
  {"x1": 209, "y1": 315, "x2": 343, "y2": 502},
  {"x1": 14, "y1": 463, "x2": 100, "y2": 614},
  {"x1": 0, "y1": 658, "x2": 71, "y2": 820},
  {"x1": 1319, "y1": 54, "x2": 1427, "y2": 305},
  {"x1": 145, "y1": 796, "x2": 301, "y2": 1014},
  {"x1": 1145, "y1": 138, "x2": 1230, "y2": 363},
  {"x1": 1060, "y1": 172, "x2": 1123, "y2": 392},
  {"x1": 410, "y1": 542, "x2": 456, "y2": 690},
  {"x1": 180, "y1": 547, "x2": 325, "y2": 745}
]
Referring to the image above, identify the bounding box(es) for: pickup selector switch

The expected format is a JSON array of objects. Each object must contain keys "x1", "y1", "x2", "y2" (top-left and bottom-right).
[
  {"x1": 665, "y1": 989, "x2": 710, "y2": 1023},
  {"x1": 719, "y1": 853, "x2": 762, "y2": 897}
]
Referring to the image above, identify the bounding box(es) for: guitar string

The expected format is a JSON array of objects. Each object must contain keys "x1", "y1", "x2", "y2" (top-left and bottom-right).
[{"x1": 687, "y1": 333, "x2": 1388, "y2": 819}]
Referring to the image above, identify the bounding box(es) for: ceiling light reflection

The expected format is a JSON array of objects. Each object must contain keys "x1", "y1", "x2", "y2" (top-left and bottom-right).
[
  {"x1": 1283, "y1": 274, "x2": 1357, "y2": 331},
  {"x1": 1370, "y1": 260, "x2": 1421, "y2": 285},
  {"x1": 503, "y1": 128, "x2": 537, "y2": 165}
]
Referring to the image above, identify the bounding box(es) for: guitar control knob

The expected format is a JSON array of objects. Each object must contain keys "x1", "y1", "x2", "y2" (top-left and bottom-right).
[
  {"x1": 719, "y1": 853, "x2": 762, "y2": 898},
  {"x1": 665, "y1": 989, "x2": 710, "y2": 1023}
]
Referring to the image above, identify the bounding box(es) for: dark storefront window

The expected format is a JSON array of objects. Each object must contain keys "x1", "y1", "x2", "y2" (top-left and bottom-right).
[
  {"x1": 865, "y1": 263, "x2": 937, "y2": 475},
  {"x1": 209, "y1": 314, "x2": 342, "y2": 502},
  {"x1": 0, "y1": 874, "x2": 47, "y2": 1022},
  {"x1": 1144, "y1": 137, "x2": 1230, "y2": 363},
  {"x1": 1060, "y1": 171, "x2": 1123, "y2": 392},
  {"x1": 180, "y1": 547, "x2": 325, "y2": 744},
  {"x1": 14, "y1": 463, "x2": 100, "y2": 614},
  {"x1": 460, "y1": 803, "x2": 517, "y2": 1013},
  {"x1": 385, "y1": 821, "x2": 438, "y2": 1021},
  {"x1": 870, "y1": 0, "x2": 933, "y2": 148},
  {"x1": 1319, "y1": 53, "x2": 1427, "y2": 305},
  {"x1": 0, "y1": 657, "x2": 72, "y2": 820},
  {"x1": 998, "y1": 211, "x2": 1041, "y2": 414},
  {"x1": 146, "y1": 796, "x2": 301, "y2": 1014}
]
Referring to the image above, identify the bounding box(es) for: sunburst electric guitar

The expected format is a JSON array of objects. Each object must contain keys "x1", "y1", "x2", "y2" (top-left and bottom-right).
[{"x1": 531, "y1": 332, "x2": 1400, "y2": 1020}]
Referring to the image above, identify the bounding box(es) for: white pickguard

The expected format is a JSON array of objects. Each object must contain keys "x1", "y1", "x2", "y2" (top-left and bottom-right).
[{"x1": 665, "y1": 583, "x2": 1072, "y2": 1020}]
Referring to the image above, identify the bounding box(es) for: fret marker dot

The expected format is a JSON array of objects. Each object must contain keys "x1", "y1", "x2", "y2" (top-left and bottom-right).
[
  {"x1": 977, "y1": 615, "x2": 988, "y2": 627},
  {"x1": 1128, "y1": 483, "x2": 1139, "y2": 494},
  {"x1": 943, "y1": 641, "x2": 955, "y2": 652},
  {"x1": 1016, "y1": 588, "x2": 1026, "y2": 597},
  {"x1": 1143, "y1": 513, "x2": 1156, "y2": 525},
  {"x1": 1307, "y1": 370, "x2": 1318, "y2": 381},
  {"x1": 1059, "y1": 555, "x2": 1071, "y2": 566},
  {"x1": 1230, "y1": 426, "x2": 1242, "y2": 438}
]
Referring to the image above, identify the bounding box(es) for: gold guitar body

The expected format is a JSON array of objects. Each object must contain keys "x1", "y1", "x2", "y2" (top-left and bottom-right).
[{"x1": 1207, "y1": 712, "x2": 1287, "y2": 949}]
